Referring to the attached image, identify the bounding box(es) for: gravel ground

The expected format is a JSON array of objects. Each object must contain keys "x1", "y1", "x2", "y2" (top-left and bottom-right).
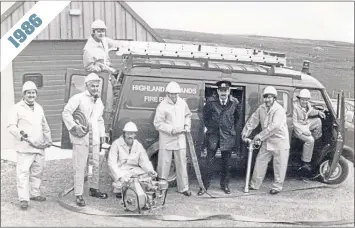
[{"x1": 1, "y1": 158, "x2": 354, "y2": 227}]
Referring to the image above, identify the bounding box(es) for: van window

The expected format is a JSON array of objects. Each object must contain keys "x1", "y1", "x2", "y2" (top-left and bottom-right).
[
  {"x1": 293, "y1": 89, "x2": 328, "y2": 111},
  {"x1": 277, "y1": 91, "x2": 289, "y2": 113},
  {"x1": 69, "y1": 75, "x2": 104, "y2": 98},
  {"x1": 126, "y1": 80, "x2": 199, "y2": 111}
]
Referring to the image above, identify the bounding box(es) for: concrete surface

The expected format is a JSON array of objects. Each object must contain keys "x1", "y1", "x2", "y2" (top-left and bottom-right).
[
  {"x1": 1, "y1": 156, "x2": 354, "y2": 227},
  {"x1": 0, "y1": 142, "x2": 72, "y2": 163}
]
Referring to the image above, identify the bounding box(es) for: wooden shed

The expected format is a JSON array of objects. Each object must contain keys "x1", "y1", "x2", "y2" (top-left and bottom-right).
[{"x1": 1, "y1": 1, "x2": 164, "y2": 142}]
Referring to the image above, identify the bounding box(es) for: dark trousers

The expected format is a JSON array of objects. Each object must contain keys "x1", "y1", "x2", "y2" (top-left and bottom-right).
[{"x1": 202, "y1": 138, "x2": 232, "y2": 189}]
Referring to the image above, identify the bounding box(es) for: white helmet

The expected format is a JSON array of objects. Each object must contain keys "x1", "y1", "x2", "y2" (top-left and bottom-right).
[
  {"x1": 91, "y1": 19, "x2": 107, "y2": 30},
  {"x1": 85, "y1": 73, "x2": 100, "y2": 84},
  {"x1": 298, "y1": 89, "x2": 311, "y2": 99},
  {"x1": 263, "y1": 86, "x2": 277, "y2": 97},
  {"x1": 22, "y1": 81, "x2": 37, "y2": 93},
  {"x1": 123, "y1": 121, "x2": 138, "y2": 132},
  {"x1": 165, "y1": 81, "x2": 181, "y2": 93}
]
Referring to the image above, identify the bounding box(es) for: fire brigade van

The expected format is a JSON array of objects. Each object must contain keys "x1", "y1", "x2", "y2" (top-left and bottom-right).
[{"x1": 61, "y1": 41, "x2": 353, "y2": 187}]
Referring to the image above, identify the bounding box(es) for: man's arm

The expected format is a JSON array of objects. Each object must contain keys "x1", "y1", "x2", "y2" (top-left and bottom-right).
[
  {"x1": 257, "y1": 108, "x2": 286, "y2": 141},
  {"x1": 41, "y1": 111, "x2": 52, "y2": 145},
  {"x1": 242, "y1": 107, "x2": 261, "y2": 138},
  {"x1": 62, "y1": 95, "x2": 80, "y2": 132},
  {"x1": 153, "y1": 104, "x2": 174, "y2": 135},
  {"x1": 203, "y1": 100, "x2": 211, "y2": 128},
  {"x1": 184, "y1": 101, "x2": 192, "y2": 129},
  {"x1": 98, "y1": 103, "x2": 106, "y2": 138},
  {"x1": 106, "y1": 37, "x2": 120, "y2": 49},
  {"x1": 107, "y1": 142, "x2": 123, "y2": 181},
  {"x1": 7, "y1": 106, "x2": 22, "y2": 140},
  {"x1": 137, "y1": 143, "x2": 155, "y2": 173},
  {"x1": 83, "y1": 49, "x2": 103, "y2": 73}
]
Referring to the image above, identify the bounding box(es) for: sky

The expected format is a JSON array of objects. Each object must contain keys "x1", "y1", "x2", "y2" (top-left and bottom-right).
[
  {"x1": 127, "y1": 2, "x2": 354, "y2": 43},
  {"x1": 1, "y1": 1, "x2": 354, "y2": 43}
]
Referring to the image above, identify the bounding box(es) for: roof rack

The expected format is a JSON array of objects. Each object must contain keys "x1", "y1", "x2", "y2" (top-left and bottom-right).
[{"x1": 114, "y1": 41, "x2": 287, "y2": 67}]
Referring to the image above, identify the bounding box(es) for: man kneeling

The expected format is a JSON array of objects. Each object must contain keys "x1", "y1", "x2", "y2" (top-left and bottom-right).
[{"x1": 107, "y1": 121, "x2": 157, "y2": 198}]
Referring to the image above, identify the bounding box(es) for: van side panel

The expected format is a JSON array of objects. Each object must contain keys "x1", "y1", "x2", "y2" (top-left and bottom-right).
[{"x1": 112, "y1": 75, "x2": 204, "y2": 151}]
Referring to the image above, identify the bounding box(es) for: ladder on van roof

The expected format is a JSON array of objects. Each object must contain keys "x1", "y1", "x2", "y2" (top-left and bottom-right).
[{"x1": 114, "y1": 41, "x2": 287, "y2": 67}]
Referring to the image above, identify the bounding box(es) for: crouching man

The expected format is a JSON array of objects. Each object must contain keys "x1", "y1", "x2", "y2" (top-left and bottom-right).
[{"x1": 108, "y1": 121, "x2": 157, "y2": 198}]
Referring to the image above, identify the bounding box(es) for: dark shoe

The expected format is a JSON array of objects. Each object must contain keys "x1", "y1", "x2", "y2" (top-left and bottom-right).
[
  {"x1": 269, "y1": 189, "x2": 280, "y2": 195},
  {"x1": 89, "y1": 188, "x2": 108, "y2": 199},
  {"x1": 223, "y1": 186, "x2": 231, "y2": 194},
  {"x1": 30, "y1": 196, "x2": 46, "y2": 201},
  {"x1": 76, "y1": 195, "x2": 86, "y2": 207},
  {"x1": 116, "y1": 193, "x2": 122, "y2": 199},
  {"x1": 182, "y1": 190, "x2": 192, "y2": 197},
  {"x1": 20, "y1": 201, "x2": 28, "y2": 210},
  {"x1": 299, "y1": 162, "x2": 312, "y2": 172},
  {"x1": 197, "y1": 188, "x2": 206, "y2": 196},
  {"x1": 249, "y1": 185, "x2": 257, "y2": 191}
]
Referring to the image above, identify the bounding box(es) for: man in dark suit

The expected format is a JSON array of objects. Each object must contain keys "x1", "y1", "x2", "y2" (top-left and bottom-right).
[{"x1": 198, "y1": 80, "x2": 240, "y2": 195}]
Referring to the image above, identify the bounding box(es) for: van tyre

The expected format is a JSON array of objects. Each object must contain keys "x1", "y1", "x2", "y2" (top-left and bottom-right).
[{"x1": 318, "y1": 156, "x2": 349, "y2": 185}]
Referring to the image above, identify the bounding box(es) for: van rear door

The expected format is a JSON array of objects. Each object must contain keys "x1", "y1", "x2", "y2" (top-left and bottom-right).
[{"x1": 60, "y1": 69, "x2": 109, "y2": 149}]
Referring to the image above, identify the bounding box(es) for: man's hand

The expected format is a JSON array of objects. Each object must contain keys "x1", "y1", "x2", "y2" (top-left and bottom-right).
[
  {"x1": 71, "y1": 125, "x2": 86, "y2": 137},
  {"x1": 184, "y1": 125, "x2": 191, "y2": 133},
  {"x1": 172, "y1": 128, "x2": 185, "y2": 135},
  {"x1": 253, "y1": 134, "x2": 262, "y2": 144},
  {"x1": 241, "y1": 132, "x2": 249, "y2": 142},
  {"x1": 318, "y1": 111, "x2": 326, "y2": 119},
  {"x1": 302, "y1": 131, "x2": 312, "y2": 137},
  {"x1": 100, "y1": 137, "x2": 106, "y2": 144},
  {"x1": 148, "y1": 171, "x2": 158, "y2": 178},
  {"x1": 119, "y1": 176, "x2": 130, "y2": 183}
]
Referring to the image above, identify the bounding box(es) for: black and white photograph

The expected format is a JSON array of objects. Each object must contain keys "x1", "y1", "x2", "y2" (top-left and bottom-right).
[{"x1": 1, "y1": 1, "x2": 354, "y2": 227}]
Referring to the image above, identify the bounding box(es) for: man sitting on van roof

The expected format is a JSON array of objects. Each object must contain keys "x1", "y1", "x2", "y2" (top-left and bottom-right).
[
  {"x1": 107, "y1": 121, "x2": 157, "y2": 198},
  {"x1": 293, "y1": 89, "x2": 325, "y2": 172}
]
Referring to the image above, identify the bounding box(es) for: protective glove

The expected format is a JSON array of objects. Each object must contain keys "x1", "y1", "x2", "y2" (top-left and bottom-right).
[
  {"x1": 71, "y1": 125, "x2": 86, "y2": 137},
  {"x1": 253, "y1": 134, "x2": 262, "y2": 145},
  {"x1": 148, "y1": 171, "x2": 158, "y2": 178},
  {"x1": 318, "y1": 111, "x2": 326, "y2": 119}
]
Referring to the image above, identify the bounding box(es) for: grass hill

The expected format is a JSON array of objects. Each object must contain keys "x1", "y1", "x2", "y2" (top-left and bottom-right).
[{"x1": 155, "y1": 28, "x2": 354, "y2": 98}]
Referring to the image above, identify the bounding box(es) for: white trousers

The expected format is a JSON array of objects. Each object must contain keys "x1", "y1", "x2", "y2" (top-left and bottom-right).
[
  {"x1": 16, "y1": 152, "x2": 45, "y2": 201},
  {"x1": 250, "y1": 147, "x2": 290, "y2": 191},
  {"x1": 157, "y1": 149, "x2": 189, "y2": 192}
]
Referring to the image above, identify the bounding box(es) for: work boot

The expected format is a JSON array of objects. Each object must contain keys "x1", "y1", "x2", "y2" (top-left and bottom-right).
[
  {"x1": 76, "y1": 195, "x2": 86, "y2": 207},
  {"x1": 299, "y1": 162, "x2": 312, "y2": 172},
  {"x1": 197, "y1": 188, "x2": 206, "y2": 196},
  {"x1": 89, "y1": 188, "x2": 108, "y2": 199},
  {"x1": 116, "y1": 193, "x2": 122, "y2": 199},
  {"x1": 181, "y1": 190, "x2": 192, "y2": 197},
  {"x1": 30, "y1": 196, "x2": 46, "y2": 202},
  {"x1": 269, "y1": 189, "x2": 280, "y2": 195},
  {"x1": 20, "y1": 201, "x2": 28, "y2": 210},
  {"x1": 222, "y1": 186, "x2": 231, "y2": 194}
]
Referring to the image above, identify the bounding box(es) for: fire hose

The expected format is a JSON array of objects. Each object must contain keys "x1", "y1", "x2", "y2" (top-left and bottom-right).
[{"x1": 56, "y1": 132, "x2": 354, "y2": 226}]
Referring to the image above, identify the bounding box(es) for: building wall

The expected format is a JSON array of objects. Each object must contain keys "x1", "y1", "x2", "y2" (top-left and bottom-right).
[
  {"x1": 1, "y1": 1, "x2": 161, "y2": 42},
  {"x1": 1, "y1": 63, "x2": 15, "y2": 150},
  {"x1": 12, "y1": 40, "x2": 126, "y2": 141}
]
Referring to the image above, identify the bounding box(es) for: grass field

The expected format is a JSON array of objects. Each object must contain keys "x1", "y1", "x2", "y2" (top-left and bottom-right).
[{"x1": 155, "y1": 29, "x2": 354, "y2": 98}]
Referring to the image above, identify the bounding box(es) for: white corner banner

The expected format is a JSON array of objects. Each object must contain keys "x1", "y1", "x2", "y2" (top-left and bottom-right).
[{"x1": 1, "y1": 1, "x2": 71, "y2": 72}]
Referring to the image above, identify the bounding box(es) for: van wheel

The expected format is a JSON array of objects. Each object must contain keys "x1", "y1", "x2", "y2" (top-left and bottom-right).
[
  {"x1": 318, "y1": 156, "x2": 349, "y2": 185},
  {"x1": 149, "y1": 151, "x2": 177, "y2": 187}
]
